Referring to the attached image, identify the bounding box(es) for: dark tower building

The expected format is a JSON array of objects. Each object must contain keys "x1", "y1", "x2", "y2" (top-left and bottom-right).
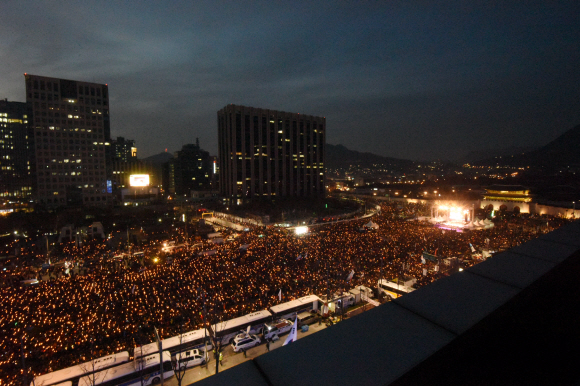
[
  {"x1": 217, "y1": 105, "x2": 325, "y2": 204},
  {"x1": 164, "y1": 140, "x2": 213, "y2": 196},
  {"x1": 110, "y1": 136, "x2": 149, "y2": 194},
  {"x1": 24, "y1": 74, "x2": 111, "y2": 207},
  {"x1": 0, "y1": 99, "x2": 34, "y2": 199},
  {"x1": 112, "y1": 136, "x2": 136, "y2": 162}
]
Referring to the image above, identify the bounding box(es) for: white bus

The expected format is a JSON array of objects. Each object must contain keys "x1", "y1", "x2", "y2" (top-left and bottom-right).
[
  {"x1": 213, "y1": 310, "x2": 273, "y2": 344},
  {"x1": 377, "y1": 278, "x2": 416, "y2": 300},
  {"x1": 78, "y1": 351, "x2": 173, "y2": 386},
  {"x1": 269, "y1": 295, "x2": 322, "y2": 320},
  {"x1": 32, "y1": 351, "x2": 129, "y2": 386},
  {"x1": 134, "y1": 328, "x2": 211, "y2": 359}
]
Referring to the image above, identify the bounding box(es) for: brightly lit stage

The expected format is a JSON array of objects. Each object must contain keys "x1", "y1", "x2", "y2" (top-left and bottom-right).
[
  {"x1": 433, "y1": 220, "x2": 471, "y2": 232},
  {"x1": 429, "y1": 202, "x2": 494, "y2": 232}
]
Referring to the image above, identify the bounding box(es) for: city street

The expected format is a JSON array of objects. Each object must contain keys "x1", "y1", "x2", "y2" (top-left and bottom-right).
[{"x1": 166, "y1": 321, "x2": 328, "y2": 385}]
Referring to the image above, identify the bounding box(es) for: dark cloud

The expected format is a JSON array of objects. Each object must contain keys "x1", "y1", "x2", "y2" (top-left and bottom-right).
[{"x1": 1, "y1": 1, "x2": 579, "y2": 160}]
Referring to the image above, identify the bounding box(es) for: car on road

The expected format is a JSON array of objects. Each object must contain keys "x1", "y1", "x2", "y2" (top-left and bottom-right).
[
  {"x1": 231, "y1": 334, "x2": 261, "y2": 353},
  {"x1": 176, "y1": 349, "x2": 206, "y2": 369},
  {"x1": 262, "y1": 319, "x2": 293, "y2": 341},
  {"x1": 297, "y1": 311, "x2": 318, "y2": 327}
]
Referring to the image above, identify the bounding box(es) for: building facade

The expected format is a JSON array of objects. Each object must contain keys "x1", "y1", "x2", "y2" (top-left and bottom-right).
[
  {"x1": 163, "y1": 139, "x2": 214, "y2": 196},
  {"x1": 481, "y1": 185, "x2": 533, "y2": 213},
  {"x1": 25, "y1": 74, "x2": 111, "y2": 207},
  {"x1": 0, "y1": 99, "x2": 34, "y2": 199},
  {"x1": 110, "y1": 136, "x2": 145, "y2": 195},
  {"x1": 112, "y1": 136, "x2": 136, "y2": 162},
  {"x1": 111, "y1": 159, "x2": 150, "y2": 192},
  {"x1": 218, "y1": 105, "x2": 325, "y2": 203}
]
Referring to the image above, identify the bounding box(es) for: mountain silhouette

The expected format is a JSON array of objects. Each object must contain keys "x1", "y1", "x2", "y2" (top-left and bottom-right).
[
  {"x1": 325, "y1": 144, "x2": 414, "y2": 170},
  {"x1": 142, "y1": 151, "x2": 173, "y2": 165},
  {"x1": 474, "y1": 123, "x2": 580, "y2": 169}
]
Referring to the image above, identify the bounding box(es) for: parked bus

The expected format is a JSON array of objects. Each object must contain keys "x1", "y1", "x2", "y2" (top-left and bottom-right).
[
  {"x1": 214, "y1": 310, "x2": 273, "y2": 344},
  {"x1": 377, "y1": 278, "x2": 416, "y2": 300},
  {"x1": 269, "y1": 295, "x2": 322, "y2": 320},
  {"x1": 134, "y1": 328, "x2": 211, "y2": 359},
  {"x1": 78, "y1": 351, "x2": 173, "y2": 386},
  {"x1": 32, "y1": 351, "x2": 129, "y2": 386}
]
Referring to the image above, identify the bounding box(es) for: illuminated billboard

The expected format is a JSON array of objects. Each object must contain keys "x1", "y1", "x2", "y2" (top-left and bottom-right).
[{"x1": 129, "y1": 174, "x2": 150, "y2": 187}]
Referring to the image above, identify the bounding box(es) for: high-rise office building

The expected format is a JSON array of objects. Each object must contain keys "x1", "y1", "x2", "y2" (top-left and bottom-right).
[
  {"x1": 218, "y1": 105, "x2": 325, "y2": 203},
  {"x1": 25, "y1": 74, "x2": 111, "y2": 207},
  {"x1": 112, "y1": 136, "x2": 137, "y2": 162},
  {"x1": 0, "y1": 99, "x2": 34, "y2": 199},
  {"x1": 163, "y1": 139, "x2": 213, "y2": 196},
  {"x1": 110, "y1": 136, "x2": 141, "y2": 194}
]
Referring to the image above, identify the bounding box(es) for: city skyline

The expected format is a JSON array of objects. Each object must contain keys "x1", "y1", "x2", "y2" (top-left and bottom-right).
[{"x1": 1, "y1": 1, "x2": 579, "y2": 161}]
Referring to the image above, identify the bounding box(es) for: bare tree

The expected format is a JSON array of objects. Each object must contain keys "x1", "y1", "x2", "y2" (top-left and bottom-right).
[
  {"x1": 77, "y1": 335, "x2": 101, "y2": 386},
  {"x1": 170, "y1": 311, "x2": 194, "y2": 386},
  {"x1": 198, "y1": 289, "x2": 229, "y2": 375},
  {"x1": 134, "y1": 325, "x2": 154, "y2": 386},
  {"x1": 207, "y1": 320, "x2": 228, "y2": 375},
  {"x1": 78, "y1": 305, "x2": 116, "y2": 386}
]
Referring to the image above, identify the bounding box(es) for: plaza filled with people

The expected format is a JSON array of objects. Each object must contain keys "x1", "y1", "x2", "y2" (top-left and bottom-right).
[{"x1": 0, "y1": 201, "x2": 570, "y2": 385}]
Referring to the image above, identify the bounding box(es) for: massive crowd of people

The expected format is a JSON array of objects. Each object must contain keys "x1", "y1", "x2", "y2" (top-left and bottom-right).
[{"x1": 0, "y1": 201, "x2": 570, "y2": 385}]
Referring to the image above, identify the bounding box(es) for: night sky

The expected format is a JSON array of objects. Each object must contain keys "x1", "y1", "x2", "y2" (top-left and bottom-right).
[{"x1": 1, "y1": 1, "x2": 579, "y2": 161}]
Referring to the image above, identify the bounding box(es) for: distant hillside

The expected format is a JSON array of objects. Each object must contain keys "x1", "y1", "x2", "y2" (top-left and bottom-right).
[
  {"x1": 142, "y1": 146, "x2": 414, "y2": 171},
  {"x1": 142, "y1": 151, "x2": 173, "y2": 165},
  {"x1": 325, "y1": 144, "x2": 414, "y2": 170},
  {"x1": 521, "y1": 123, "x2": 580, "y2": 167},
  {"x1": 474, "y1": 124, "x2": 580, "y2": 169},
  {"x1": 462, "y1": 146, "x2": 536, "y2": 164}
]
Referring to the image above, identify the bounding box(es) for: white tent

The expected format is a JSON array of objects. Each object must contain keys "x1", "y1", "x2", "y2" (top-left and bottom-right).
[{"x1": 365, "y1": 221, "x2": 379, "y2": 229}]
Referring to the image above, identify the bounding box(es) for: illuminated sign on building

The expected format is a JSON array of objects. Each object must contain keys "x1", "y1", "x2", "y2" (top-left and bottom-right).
[{"x1": 129, "y1": 174, "x2": 150, "y2": 187}]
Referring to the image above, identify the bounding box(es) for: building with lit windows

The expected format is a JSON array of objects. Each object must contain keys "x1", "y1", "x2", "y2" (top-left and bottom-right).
[
  {"x1": 109, "y1": 136, "x2": 145, "y2": 195},
  {"x1": 163, "y1": 139, "x2": 214, "y2": 196},
  {"x1": 218, "y1": 105, "x2": 325, "y2": 203},
  {"x1": 25, "y1": 74, "x2": 111, "y2": 207},
  {"x1": 0, "y1": 99, "x2": 34, "y2": 199},
  {"x1": 112, "y1": 136, "x2": 137, "y2": 162},
  {"x1": 110, "y1": 159, "x2": 150, "y2": 193}
]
